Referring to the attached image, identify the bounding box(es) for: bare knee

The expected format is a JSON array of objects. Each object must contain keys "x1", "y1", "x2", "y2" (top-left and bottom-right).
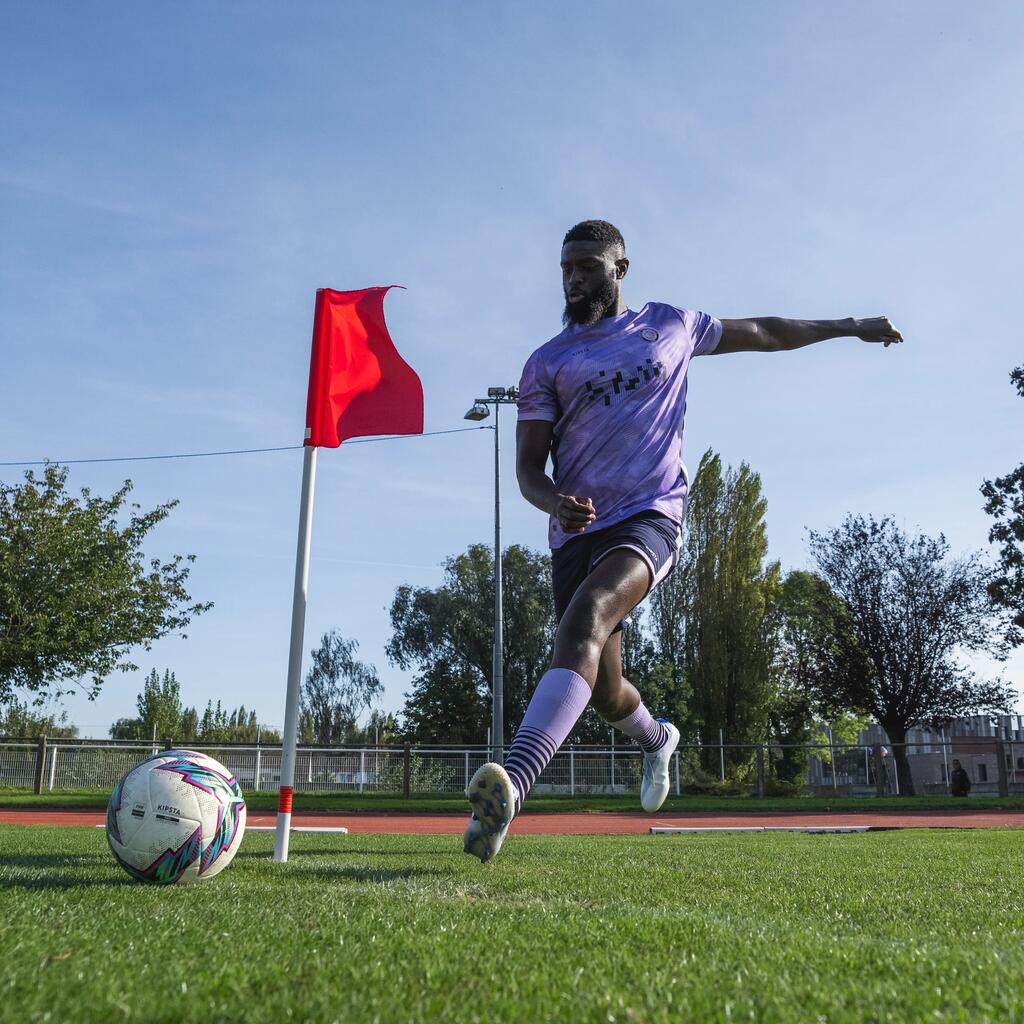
[{"x1": 560, "y1": 587, "x2": 621, "y2": 647}]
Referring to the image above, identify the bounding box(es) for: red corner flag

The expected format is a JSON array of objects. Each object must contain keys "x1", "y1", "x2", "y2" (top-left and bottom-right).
[{"x1": 304, "y1": 286, "x2": 423, "y2": 447}]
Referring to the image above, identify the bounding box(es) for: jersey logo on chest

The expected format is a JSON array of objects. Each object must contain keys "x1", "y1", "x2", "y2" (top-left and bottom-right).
[{"x1": 582, "y1": 358, "x2": 666, "y2": 407}]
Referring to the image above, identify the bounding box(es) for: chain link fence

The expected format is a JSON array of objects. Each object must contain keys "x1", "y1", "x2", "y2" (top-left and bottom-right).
[{"x1": 2, "y1": 736, "x2": 1022, "y2": 797}]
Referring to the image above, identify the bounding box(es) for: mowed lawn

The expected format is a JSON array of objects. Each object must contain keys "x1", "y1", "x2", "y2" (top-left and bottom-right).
[{"x1": 1, "y1": 826, "x2": 1022, "y2": 1024}]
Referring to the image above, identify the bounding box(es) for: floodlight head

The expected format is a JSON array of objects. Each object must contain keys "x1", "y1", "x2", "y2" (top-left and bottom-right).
[
  {"x1": 487, "y1": 387, "x2": 507, "y2": 398},
  {"x1": 464, "y1": 403, "x2": 490, "y2": 421},
  {"x1": 506, "y1": 385, "x2": 520, "y2": 400}
]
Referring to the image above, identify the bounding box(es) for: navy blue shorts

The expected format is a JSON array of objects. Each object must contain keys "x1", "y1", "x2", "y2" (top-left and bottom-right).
[{"x1": 551, "y1": 510, "x2": 683, "y2": 632}]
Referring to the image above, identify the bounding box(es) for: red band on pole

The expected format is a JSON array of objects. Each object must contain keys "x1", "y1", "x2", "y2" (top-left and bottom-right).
[{"x1": 278, "y1": 786, "x2": 293, "y2": 814}]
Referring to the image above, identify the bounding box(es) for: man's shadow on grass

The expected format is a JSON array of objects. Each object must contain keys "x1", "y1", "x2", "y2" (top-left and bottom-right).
[
  {"x1": 237, "y1": 855, "x2": 445, "y2": 884},
  {"x1": 236, "y1": 846, "x2": 448, "y2": 862},
  {"x1": 0, "y1": 852, "x2": 136, "y2": 890},
  {"x1": 292, "y1": 865, "x2": 444, "y2": 883}
]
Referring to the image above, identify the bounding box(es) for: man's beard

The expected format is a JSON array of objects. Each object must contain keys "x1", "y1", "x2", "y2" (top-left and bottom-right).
[{"x1": 562, "y1": 279, "x2": 618, "y2": 327}]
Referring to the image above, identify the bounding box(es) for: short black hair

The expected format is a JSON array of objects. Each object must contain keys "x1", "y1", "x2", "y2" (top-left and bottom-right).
[{"x1": 562, "y1": 219, "x2": 625, "y2": 253}]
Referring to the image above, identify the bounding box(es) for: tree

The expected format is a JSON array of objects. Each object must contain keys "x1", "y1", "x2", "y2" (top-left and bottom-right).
[
  {"x1": 109, "y1": 672, "x2": 282, "y2": 743},
  {"x1": 645, "y1": 570, "x2": 695, "y2": 737},
  {"x1": 806, "y1": 514, "x2": 1014, "y2": 794},
  {"x1": 767, "y1": 571, "x2": 840, "y2": 784},
  {"x1": 981, "y1": 365, "x2": 1024, "y2": 644},
  {"x1": 180, "y1": 705, "x2": 199, "y2": 740},
  {"x1": 109, "y1": 668, "x2": 182, "y2": 739},
  {"x1": 672, "y1": 451, "x2": 781, "y2": 773},
  {"x1": 0, "y1": 697, "x2": 78, "y2": 738},
  {"x1": 182, "y1": 701, "x2": 280, "y2": 744},
  {"x1": 298, "y1": 631, "x2": 382, "y2": 744},
  {"x1": 389, "y1": 544, "x2": 555, "y2": 744},
  {"x1": 0, "y1": 465, "x2": 211, "y2": 703},
  {"x1": 346, "y1": 710, "x2": 400, "y2": 746}
]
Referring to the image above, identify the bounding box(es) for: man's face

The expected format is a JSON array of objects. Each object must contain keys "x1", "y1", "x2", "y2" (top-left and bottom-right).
[{"x1": 560, "y1": 240, "x2": 627, "y2": 326}]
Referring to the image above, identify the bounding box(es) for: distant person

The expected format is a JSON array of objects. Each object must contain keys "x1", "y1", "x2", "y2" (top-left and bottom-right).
[
  {"x1": 950, "y1": 758, "x2": 971, "y2": 798},
  {"x1": 463, "y1": 219, "x2": 903, "y2": 863}
]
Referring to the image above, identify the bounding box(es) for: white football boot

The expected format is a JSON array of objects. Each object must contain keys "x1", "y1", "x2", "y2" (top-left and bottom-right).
[
  {"x1": 640, "y1": 720, "x2": 680, "y2": 812},
  {"x1": 463, "y1": 762, "x2": 517, "y2": 864}
]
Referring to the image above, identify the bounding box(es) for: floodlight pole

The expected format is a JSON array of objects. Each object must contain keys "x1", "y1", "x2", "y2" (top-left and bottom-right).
[
  {"x1": 492, "y1": 400, "x2": 504, "y2": 764},
  {"x1": 464, "y1": 387, "x2": 519, "y2": 764},
  {"x1": 274, "y1": 442, "x2": 318, "y2": 863}
]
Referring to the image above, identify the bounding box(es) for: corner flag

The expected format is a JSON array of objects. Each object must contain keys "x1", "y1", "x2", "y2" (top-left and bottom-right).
[
  {"x1": 275, "y1": 286, "x2": 423, "y2": 863},
  {"x1": 305, "y1": 286, "x2": 423, "y2": 447}
]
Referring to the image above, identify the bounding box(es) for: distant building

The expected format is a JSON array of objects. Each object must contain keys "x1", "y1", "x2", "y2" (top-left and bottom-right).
[{"x1": 806, "y1": 714, "x2": 1024, "y2": 795}]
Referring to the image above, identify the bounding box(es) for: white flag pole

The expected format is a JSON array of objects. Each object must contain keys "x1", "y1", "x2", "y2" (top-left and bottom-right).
[{"x1": 274, "y1": 440, "x2": 318, "y2": 862}]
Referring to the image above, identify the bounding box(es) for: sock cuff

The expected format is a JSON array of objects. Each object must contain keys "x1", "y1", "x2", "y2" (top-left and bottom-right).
[
  {"x1": 609, "y1": 705, "x2": 647, "y2": 732},
  {"x1": 536, "y1": 667, "x2": 591, "y2": 717}
]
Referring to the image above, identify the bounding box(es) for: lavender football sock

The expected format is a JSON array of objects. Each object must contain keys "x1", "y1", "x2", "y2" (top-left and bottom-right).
[
  {"x1": 503, "y1": 668, "x2": 591, "y2": 812},
  {"x1": 610, "y1": 703, "x2": 670, "y2": 754}
]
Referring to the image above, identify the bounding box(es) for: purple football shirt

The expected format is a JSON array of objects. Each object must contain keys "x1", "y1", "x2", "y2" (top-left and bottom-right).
[{"x1": 517, "y1": 302, "x2": 722, "y2": 549}]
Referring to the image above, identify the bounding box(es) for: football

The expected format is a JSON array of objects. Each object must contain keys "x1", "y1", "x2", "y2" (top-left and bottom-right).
[{"x1": 106, "y1": 749, "x2": 247, "y2": 884}]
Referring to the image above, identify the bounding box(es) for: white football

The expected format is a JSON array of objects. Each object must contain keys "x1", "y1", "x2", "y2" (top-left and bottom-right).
[{"x1": 106, "y1": 749, "x2": 247, "y2": 884}]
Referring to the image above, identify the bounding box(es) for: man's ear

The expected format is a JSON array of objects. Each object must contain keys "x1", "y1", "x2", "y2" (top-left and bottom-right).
[{"x1": 615, "y1": 257, "x2": 629, "y2": 280}]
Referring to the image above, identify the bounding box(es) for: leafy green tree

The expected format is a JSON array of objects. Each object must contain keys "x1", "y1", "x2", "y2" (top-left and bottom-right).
[
  {"x1": 645, "y1": 570, "x2": 695, "y2": 737},
  {"x1": 398, "y1": 659, "x2": 487, "y2": 744},
  {"x1": 0, "y1": 465, "x2": 211, "y2": 703},
  {"x1": 677, "y1": 451, "x2": 781, "y2": 773},
  {"x1": 981, "y1": 365, "x2": 1024, "y2": 644},
  {"x1": 139, "y1": 669, "x2": 183, "y2": 739},
  {"x1": 345, "y1": 710, "x2": 400, "y2": 746},
  {"x1": 0, "y1": 697, "x2": 78, "y2": 738},
  {"x1": 767, "y1": 570, "x2": 842, "y2": 783},
  {"x1": 298, "y1": 631, "x2": 381, "y2": 744},
  {"x1": 807, "y1": 514, "x2": 1014, "y2": 794},
  {"x1": 180, "y1": 705, "x2": 199, "y2": 740},
  {"x1": 177, "y1": 701, "x2": 280, "y2": 744},
  {"x1": 390, "y1": 544, "x2": 555, "y2": 744},
  {"x1": 109, "y1": 669, "x2": 182, "y2": 740}
]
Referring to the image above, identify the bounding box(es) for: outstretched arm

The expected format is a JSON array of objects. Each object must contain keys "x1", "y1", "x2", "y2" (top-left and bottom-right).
[{"x1": 713, "y1": 316, "x2": 903, "y2": 355}]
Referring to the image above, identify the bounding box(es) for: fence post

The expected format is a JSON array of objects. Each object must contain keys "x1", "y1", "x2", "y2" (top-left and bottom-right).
[
  {"x1": 403, "y1": 741, "x2": 411, "y2": 798},
  {"x1": 996, "y1": 739, "x2": 1010, "y2": 798},
  {"x1": 570, "y1": 747, "x2": 576, "y2": 796},
  {"x1": 674, "y1": 751, "x2": 680, "y2": 796},
  {"x1": 254, "y1": 745, "x2": 262, "y2": 791},
  {"x1": 48, "y1": 743, "x2": 58, "y2": 791},
  {"x1": 163, "y1": 738, "x2": 174, "y2": 751},
  {"x1": 719, "y1": 728, "x2": 725, "y2": 781},
  {"x1": 873, "y1": 743, "x2": 885, "y2": 797},
  {"x1": 464, "y1": 750, "x2": 470, "y2": 791},
  {"x1": 33, "y1": 736, "x2": 47, "y2": 795},
  {"x1": 756, "y1": 744, "x2": 765, "y2": 799}
]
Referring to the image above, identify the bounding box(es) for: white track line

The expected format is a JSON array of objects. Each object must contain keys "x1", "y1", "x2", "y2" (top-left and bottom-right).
[
  {"x1": 94, "y1": 825, "x2": 349, "y2": 834},
  {"x1": 247, "y1": 826, "x2": 349, "y2": 833},
  {"x1": 650, "y1": 825, "x2": 872, "y2": 834}
]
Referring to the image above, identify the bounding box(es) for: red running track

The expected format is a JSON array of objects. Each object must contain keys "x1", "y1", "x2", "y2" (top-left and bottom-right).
[{"x1": 2, "y1": 808, "x2": 1022, "y2": 833}]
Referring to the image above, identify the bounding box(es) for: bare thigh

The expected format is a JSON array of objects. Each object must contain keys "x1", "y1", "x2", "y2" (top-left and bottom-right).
[{"x1": 550, "y1": 549, "x2": 650, "y2": 687}]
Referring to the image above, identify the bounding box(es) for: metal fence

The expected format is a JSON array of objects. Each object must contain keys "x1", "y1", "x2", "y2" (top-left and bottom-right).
[
  {"x1": 0, "y1": 739, "x2": 656, "y2": 797},
  {"x1": 1, "y1": 736, "x2": 1022, "y2": 797}
]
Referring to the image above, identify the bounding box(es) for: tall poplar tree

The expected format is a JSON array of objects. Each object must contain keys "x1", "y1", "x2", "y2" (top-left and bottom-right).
[{"x1": 676, "y1": 451, "x2": 780, "y2": 773}]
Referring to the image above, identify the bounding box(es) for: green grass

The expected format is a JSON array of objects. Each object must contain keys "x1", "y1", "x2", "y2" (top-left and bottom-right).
[
  {"x1": 3, "y1": 787, "x2": 1023, "y2": 814},
  {"x1": 1, "y1": 826, "x2": 1023, "y2": 1023}
]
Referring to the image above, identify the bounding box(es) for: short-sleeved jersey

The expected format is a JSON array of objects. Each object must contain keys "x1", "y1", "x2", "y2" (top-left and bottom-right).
[{"x1": 517, "y1": 302, "x2": 721, "y2": 549}]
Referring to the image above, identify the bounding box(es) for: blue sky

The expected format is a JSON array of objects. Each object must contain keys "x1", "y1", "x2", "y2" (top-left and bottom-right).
[{"x1": 2, "y1": 2, "x2": 1022, "y2": 736}]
